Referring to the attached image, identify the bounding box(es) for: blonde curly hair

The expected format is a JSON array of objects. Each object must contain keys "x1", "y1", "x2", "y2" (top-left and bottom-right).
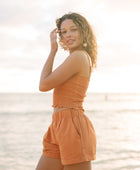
[{"x1": 56, "y1": 12, "x2": 97, "y2": 68}]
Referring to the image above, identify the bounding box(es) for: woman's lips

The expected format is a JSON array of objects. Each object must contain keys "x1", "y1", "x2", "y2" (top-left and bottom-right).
[{"x1": 67, "y1": 39, "x2": 74, "y2": 45}]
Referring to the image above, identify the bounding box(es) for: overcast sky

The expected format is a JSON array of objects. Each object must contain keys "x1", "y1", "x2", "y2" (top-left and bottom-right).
[{"x1": 1, "y1": 0, "x2": 140, "y2": 93}]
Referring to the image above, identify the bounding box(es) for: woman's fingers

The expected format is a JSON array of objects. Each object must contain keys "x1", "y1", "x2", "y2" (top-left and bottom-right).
[
  {"x1": 51, "y1": 28, "x2": 60, "y2": 34},
  {"x1": 56, "y1": 29, "x2": 61, "y2": 34},
  {"x1": 50, "y1": 28, "x2": 59, "y2": 52},
  {"x1": 51, "y1": 28, "x2": 57, "y2": 33}
]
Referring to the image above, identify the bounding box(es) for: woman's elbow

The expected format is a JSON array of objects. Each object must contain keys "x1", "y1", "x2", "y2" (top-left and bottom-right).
[
  {"x1": 39, "y1": 85, "x2": 48, "y2": 92},
  {"x1": 39, "y1": 83, "x2": 52, "y2": 92},
  {"x1": 39, "y1": 86, "x2": 46, "y2": 92}
]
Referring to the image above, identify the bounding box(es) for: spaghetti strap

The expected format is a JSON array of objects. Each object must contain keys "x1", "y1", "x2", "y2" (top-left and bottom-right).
[
  {"x1": 85, "y1": 52, "x2": 92, "y2": 76},
  {"x1": 87, "y1": 54, "x2": 92, "y2": 75},
  {"x1": 81, "y1": 50, "x2": 92, "y2": 77}
]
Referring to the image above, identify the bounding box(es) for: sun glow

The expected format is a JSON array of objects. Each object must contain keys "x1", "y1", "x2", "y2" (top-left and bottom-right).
[{"x1": 0, "y1": 0, "x2": 140, "y2": 93}]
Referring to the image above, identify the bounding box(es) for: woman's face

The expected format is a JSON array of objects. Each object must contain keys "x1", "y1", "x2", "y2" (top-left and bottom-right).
[{"x1": 60, "y1": 19, "x2": 83, "y2": 53}]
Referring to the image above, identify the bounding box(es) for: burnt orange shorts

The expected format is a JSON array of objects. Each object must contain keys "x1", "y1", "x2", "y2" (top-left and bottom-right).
[{"x1": 42, "y1": 108, "x2": 96, "y2": 165}]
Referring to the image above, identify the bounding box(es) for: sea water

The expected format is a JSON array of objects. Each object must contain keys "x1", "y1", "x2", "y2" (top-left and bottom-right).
[{"x1": 0, "y1": 92, "x2": 140, "y2": 170}]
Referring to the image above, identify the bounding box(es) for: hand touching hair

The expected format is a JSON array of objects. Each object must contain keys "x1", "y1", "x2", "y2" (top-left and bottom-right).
[{"x1": 56, "y1": 12, "x2": 97, "y2": 69}]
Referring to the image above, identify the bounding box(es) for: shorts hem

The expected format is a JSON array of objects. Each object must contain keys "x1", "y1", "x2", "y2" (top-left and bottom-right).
[
  {"x1": 62, "y1": 156, "x2": 96, "y2": 165},
  {"x1": 43, "y1": 152, "x2": 61, "y2": 159}
]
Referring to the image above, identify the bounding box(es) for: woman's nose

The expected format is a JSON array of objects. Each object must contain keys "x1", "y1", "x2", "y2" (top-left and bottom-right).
[{"x1": 65, "y1": 30, "x2": 71, "y2": 37}]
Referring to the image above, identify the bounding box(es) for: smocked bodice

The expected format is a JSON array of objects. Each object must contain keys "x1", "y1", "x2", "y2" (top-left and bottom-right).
[{"x1": 52, "y1": 74, "x2": 90, "y2": 109}]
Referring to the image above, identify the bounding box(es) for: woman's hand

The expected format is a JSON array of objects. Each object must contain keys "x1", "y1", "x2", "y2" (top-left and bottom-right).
[{"x1": 50, "y1": 28, "x2": 60, "y2": 53}]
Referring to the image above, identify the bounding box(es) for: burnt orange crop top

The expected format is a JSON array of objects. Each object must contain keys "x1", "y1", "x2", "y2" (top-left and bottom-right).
[
  {"x1": 52, "y1": 52, "x2": 92, "y2": 110},
  {"x1": 52, "y1": 74, "x2": 90, "y2": 109}
]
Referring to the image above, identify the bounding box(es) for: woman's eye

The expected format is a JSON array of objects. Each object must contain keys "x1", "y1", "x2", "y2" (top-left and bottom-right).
[
  {"x1": 61, "y1": 31, "x2": 66, "y2": 34},
  {"x1": 71, "y1": 28, "x2": 77, "y2": 31},
  {"x1": 60, "y1": 28, "x2": 77, "y2": 35}
]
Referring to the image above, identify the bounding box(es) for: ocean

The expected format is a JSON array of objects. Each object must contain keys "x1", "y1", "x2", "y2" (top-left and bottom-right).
[{"x1": 0, "y1": 92, "x2": 140, "y2": 170}]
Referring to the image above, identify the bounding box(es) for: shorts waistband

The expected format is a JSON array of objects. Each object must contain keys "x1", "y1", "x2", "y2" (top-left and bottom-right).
[{"x1": 52, "y1": 108, "x2": 84, "y2": 121}]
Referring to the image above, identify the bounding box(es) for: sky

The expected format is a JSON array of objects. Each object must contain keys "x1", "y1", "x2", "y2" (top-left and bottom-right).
[{"x1": 0, "y1": 0, "x2": 140, "y2": 93}]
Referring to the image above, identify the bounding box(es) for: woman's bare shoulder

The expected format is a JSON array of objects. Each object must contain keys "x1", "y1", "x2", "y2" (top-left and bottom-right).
[{"x1": 69, "y1": 50, "x2": 88, "y2": 62}]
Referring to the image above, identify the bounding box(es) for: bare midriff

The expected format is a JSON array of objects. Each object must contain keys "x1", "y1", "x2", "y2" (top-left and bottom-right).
[{"x1": 53, "y1": 107, "x2": 70, "y2": 113}]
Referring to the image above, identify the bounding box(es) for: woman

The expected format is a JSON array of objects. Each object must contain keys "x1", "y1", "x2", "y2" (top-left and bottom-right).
[{"x1": 36, "y1": 12, "x2": 97, "y2": 170}]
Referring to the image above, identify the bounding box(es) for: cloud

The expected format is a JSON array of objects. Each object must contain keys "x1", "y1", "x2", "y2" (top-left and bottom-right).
[
  {"x1": 0, "y1": 68, "x2": 40, "y2": 92},
  {"x1": 0, "y1": 0, "x2": 57, "y2": 29},
  {"x1": 103, "y1": 0, "x2": 140, "y2": 13},
  {"x1": 98, "y1": 41, "x2": 140, "y2": 69},
  {"x1": 0, "y1": 0, "x2": 84, "y2": 71},
  {"x1": 1, "y1": 0, "x2": 140, "y2": 92}
]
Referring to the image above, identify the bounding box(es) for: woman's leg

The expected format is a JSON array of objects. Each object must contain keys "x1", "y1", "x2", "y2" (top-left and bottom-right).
[
  {"x1": 36, "y1": 155, "x2": 64, "y2": 170},
  {"x1": 64, "y1": 161, "x2": 91, "y2": 170}
]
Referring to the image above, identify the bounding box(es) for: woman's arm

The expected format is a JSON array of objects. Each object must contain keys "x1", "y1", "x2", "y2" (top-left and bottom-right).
[
  {"x1": 39, "y1": 28, "x2": 58, "y2": 80},
  {"x1": 39, "y1": 50, "x2": 56, "y2": 84},
  {"x1": 39, "y1": 50, "x2": 85, "y2": 92}
]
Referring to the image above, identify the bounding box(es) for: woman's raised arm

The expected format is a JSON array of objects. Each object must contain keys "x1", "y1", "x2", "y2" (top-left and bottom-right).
[{"x1": 39, "y1": 50, "x2": 85, "y2": 92}]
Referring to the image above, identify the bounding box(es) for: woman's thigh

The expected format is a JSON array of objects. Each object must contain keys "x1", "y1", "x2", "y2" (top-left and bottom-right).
[
  {"x1": 64, "y1": 161, "x2": 91, "y2": 170},
  {"x1": 36, "y1": 155, "x2": 64, "y2": 170}
]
